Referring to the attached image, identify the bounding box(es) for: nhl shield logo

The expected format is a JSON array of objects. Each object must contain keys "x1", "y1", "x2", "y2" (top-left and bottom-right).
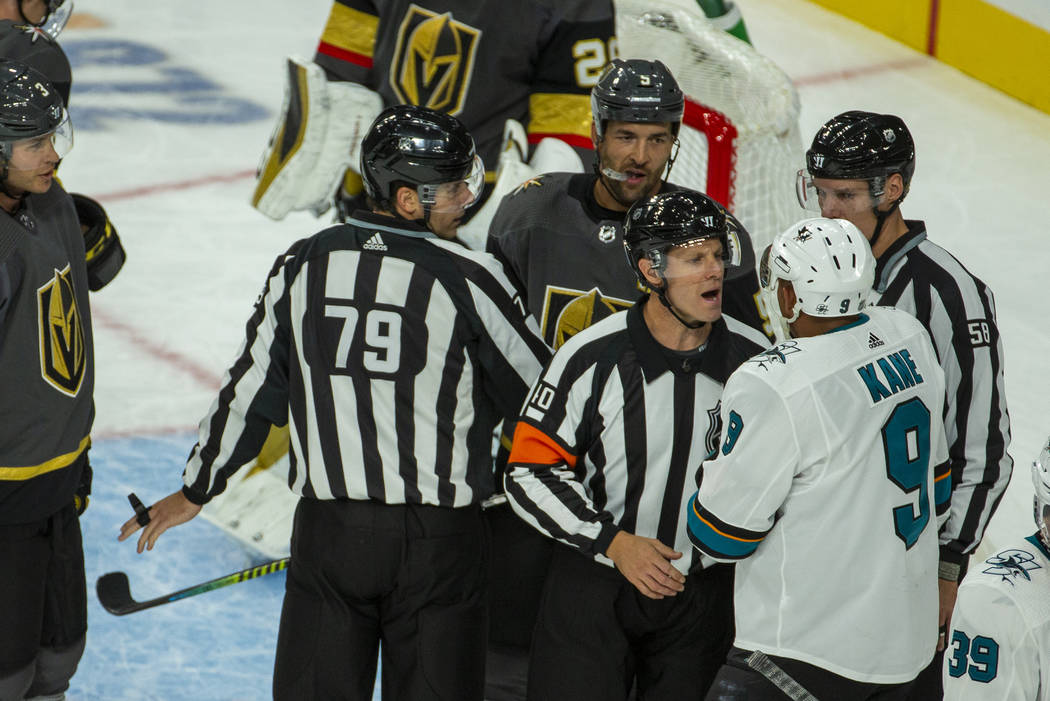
[
  {"x1": 389, "y1": 5, "x2": 481, "y2": 115},
  {"x1": 37, "y1": 264, "x2": 86, "y2": 396},
  {"x1": 597, "y1": 225, "x2": 616, "y2": 243}
]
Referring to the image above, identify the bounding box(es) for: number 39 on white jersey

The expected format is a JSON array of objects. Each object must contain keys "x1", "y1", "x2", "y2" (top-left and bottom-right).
[{"x1": 944, "y1": 536, "x2": 1050, "y2": 699}]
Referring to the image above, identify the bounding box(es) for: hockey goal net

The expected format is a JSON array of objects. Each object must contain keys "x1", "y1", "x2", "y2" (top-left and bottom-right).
[{"x1": 615, "y1": 0, "x2": 803, "y2": 253}]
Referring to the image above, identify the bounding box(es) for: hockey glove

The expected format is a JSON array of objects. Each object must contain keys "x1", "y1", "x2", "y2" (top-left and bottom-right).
[{"x1": 73, "y1": 193, "x2": 126, "y2": 291}]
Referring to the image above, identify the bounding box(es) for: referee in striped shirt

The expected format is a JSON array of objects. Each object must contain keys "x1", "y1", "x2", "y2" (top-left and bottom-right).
[
  {"x1": 505, "y1": 190, "x2": 768, "y2": 700},
  {"x1": 800, "y1": 110, "x2": 1013, "y2": 699},
  {"x1": 119, "y1": 105, "x2": 550, "y2": 701}
]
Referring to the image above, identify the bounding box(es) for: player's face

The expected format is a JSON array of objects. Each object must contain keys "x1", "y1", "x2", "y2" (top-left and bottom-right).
[
  {"x1": 662, "y1": 238, "x2": 725, "y2": 324},
  {"x1": 596, "y1": 121, "x2": 675, "y2": 207},
  {"x1": 812, "y1": 177, "x2": 879, "y2": 239},
  {"x1": 425, "y1": 180, "x2": 474, "y2": 240},
  {"x1": 17, "y1": 0, "x2": 48, "y2": 24},
  {"x1": 3, "y1": 133, "x2": 61, "y2": 196}
]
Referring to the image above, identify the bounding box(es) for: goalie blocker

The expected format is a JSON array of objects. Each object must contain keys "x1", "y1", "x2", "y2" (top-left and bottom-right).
[{"x1": 251, "y1": 55, "x2": 382, "y2": 220}]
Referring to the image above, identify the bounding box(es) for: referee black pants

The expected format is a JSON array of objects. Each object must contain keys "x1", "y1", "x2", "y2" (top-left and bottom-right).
[
  {"x1": 527, "y1": 544, "x2": 734, "y2": 701},
  {"x1": 273, "y1": 498, "x2": 489, "y2": 701}
]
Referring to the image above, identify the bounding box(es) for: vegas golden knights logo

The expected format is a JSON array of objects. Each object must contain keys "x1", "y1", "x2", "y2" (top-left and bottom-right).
[
  {"x1": 389, "y1": 5, "x2": 480, "y2": 115},
  {"x1": 541, "y1": 287, "x2": 633, "y2": 349},
  {"x1": 38, "y1": 264, "x2": 86, "y2": 396}
]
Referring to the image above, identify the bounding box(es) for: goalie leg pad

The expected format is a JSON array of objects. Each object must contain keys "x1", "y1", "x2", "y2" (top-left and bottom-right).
[
  {"x1": 252, "y1": 56, "x2": 383, "y2": 220},
  {"x1": 71, "y1": 193, "x2": 125, "y2": 291}
]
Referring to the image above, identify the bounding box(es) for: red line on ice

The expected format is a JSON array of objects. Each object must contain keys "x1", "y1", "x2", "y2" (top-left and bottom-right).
[
  {"x1": 92, "y1": 307, "x2": 222, "y2": 390},
  {"x1": 794, "y1": 57, "x2": 930, "y2": 87},
  {"x1": 93, "y1": 168, "x2": 257, "y2": 202}
]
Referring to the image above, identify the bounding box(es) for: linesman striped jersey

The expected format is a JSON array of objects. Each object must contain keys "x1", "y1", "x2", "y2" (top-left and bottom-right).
[
  {"x1": 689, "y1": 306, "x2": 950, "y2": 684},
  {"x1": 876, "y1": 221, "x2": 1012, "y2": 574},
  {"x1": 505, "y1": 298, "x2": 767, "y2": 573},
  {"x1": 313, "y1": 0, "x2": 615, "y2": 176},
  {"x1": 181, "y1": 212, "x2": 550, "y2": 508}
]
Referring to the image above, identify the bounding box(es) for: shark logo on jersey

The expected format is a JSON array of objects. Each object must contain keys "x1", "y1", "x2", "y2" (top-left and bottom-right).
[
  {"x1": 597, "y1": 225, "x2": 616, "y2": 243},
  {"x1": 748, "y1": 341, "x2": 802, "y2": 371},
  {"x1": 389, "y1": 6, "x2": 480, "y2": 115},
  {"x1": 982, "y1": 548, "x2": 1041, "y2": 586},
  {"x1": 540, "y1": 286, "x2": 633, "y2": 349},
  {"x1": 37, "y1": 264, "x2": 86, "y2": 397}
]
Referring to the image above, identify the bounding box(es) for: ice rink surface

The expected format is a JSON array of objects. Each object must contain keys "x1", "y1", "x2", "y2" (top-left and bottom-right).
[{"x1": 54, "y1": 0, "x2": 1049, "y2": 698}]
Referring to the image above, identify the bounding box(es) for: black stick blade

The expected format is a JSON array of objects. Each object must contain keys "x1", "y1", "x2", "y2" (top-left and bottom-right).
[{"x1": 96, "y1": 571, "x2": 138, "y2": 615}]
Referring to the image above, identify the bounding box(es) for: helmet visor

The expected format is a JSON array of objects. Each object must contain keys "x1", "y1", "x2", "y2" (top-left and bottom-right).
[
  {"x1": 21, "y1": 0, "x2": 72, "y2": 38},
  {"x1": 418, "y1": 154, "x2": 485, "y2": 214},
  {"x1": 656, "y1": 237, "x2": 728, "y2": 280},
  {"x1": 797, "y1": 170, "x2": 878, "y2": 218},
  {"x1": 4, "y1": 110, "x2": 73, "y2": 170}
]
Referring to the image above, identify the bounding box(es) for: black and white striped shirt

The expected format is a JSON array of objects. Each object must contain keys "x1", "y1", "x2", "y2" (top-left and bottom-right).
[
  {"x1": 875, "y1": 220, "x2": 1012, "y2": 571},
  {"x1": 182, "y1": 212, "x2": 550, "y2": 508},
  {"x1": 505, "y1": 299, "x2": 767, "y2": 572}
]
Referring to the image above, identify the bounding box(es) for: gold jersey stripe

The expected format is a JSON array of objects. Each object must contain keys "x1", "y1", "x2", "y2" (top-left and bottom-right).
[
  {"x1": 0, "y1": 435, "x2": 90, "y2": 481},
  {"x1": 527, "y1": 93, "x2": 592, "y2": 140},
  {"x1": 320, "y1": 3, "x2": 379, "y2": 59}
]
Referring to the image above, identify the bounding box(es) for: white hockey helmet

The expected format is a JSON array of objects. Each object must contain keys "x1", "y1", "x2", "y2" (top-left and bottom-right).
[
  {"x1": 1032, "y1": 436, "x2": 1050, "y2": 547},
  {"x1": 759, "y1": 217, "x2": 875, "y2": 341}
]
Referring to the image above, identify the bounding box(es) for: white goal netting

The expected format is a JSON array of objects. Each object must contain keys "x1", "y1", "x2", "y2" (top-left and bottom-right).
[{"x1": 615, "y1": 0, "x2": 804, "y2": 253}]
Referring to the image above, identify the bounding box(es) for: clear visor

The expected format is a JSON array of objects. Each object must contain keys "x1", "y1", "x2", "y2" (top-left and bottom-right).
[
  {"x1": 417, "y1": 154, "x2": 485, "y2": 214},
  {"x1": 655, "y1": 237, "x2": 729, "y2": 280},
  {"x1": 758, "y1": 243, "x2": 793, "y2": 342},
  {"x1": 796, "y1": 170, "x2": 880, "y2": 217},
  {"x1": 3, "y1": 111, "x2": 73, "y2": 172},
  {"x1": 22, "y1": 0, "x2": 72, "y2": 39},
  {"x1": 1033, "y1": 488, "x2": 1050, "y2": 543}
]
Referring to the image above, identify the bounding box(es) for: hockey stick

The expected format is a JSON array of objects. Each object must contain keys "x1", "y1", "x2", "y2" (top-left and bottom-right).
[
  {"x1": 96, "y1": 558, "x2": 289, "y2": 616},
  {"x1": 746, "y1": 650, "x2": 819, "y2": 701}
]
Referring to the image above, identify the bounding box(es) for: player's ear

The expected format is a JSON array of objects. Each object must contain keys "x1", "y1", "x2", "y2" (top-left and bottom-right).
[
  {"x1": 883, "y1": 173, "x2": 904, "y2": 205},
  {"x1": 778, "y1": 280, "x2": 797, "y2": 318},
  {"x1": 394, "y1": 185, "x2": 420, "y2": 218},
  {"x1": 591, "y1": 121, "x2": 601, "y2": 149},
  {"x1": 638, "y1": 257, "x2": 662, "y2": 289}
]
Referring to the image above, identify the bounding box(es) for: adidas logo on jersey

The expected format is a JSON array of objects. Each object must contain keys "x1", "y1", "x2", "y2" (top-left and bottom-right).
[
  {"x1": 362, "y1": 233, "x2": 387, "y2": 252},
  {"x1": 868, "y1": 332, "x2": 884, "y2": 349}
]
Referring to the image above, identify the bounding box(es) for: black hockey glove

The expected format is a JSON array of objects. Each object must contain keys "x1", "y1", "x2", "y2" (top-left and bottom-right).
[{"x1": 72, "y1": 193, "x2": 126, "y2": 290}]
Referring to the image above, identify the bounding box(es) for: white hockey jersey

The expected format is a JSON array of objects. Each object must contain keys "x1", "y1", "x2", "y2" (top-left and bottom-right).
[
  {"x1": 688, "y1": 305, "x2": 950, "y2": 684},
  {"x1": 944, "y1": 535, "x2": 1050, "y2": 700}
]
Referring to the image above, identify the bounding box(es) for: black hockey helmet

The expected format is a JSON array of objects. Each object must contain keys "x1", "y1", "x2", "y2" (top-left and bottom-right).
[
  {"x1": 806, "y1": 110, "x2": 915, "y2": 197},
  {"x1": 0, "y1": 58, "x2": 67, "y2": 158},
  {"x1": 591, "y1": 58, "x2": 684, "y2": 139},
  {"x1": 0, "y1": 20, "x2": 72, "y2": 105},
  {"x1": 623, "y1": 189, "x2": 730, "y2": 284},
  {"x1": 359, "y1": 104, "x2": 482, "y2": 211}
]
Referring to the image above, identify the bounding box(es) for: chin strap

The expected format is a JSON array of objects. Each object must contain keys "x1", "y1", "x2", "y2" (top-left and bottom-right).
[{"x1": 654, "y1": 279, "x2": 707, "y2": 330}]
